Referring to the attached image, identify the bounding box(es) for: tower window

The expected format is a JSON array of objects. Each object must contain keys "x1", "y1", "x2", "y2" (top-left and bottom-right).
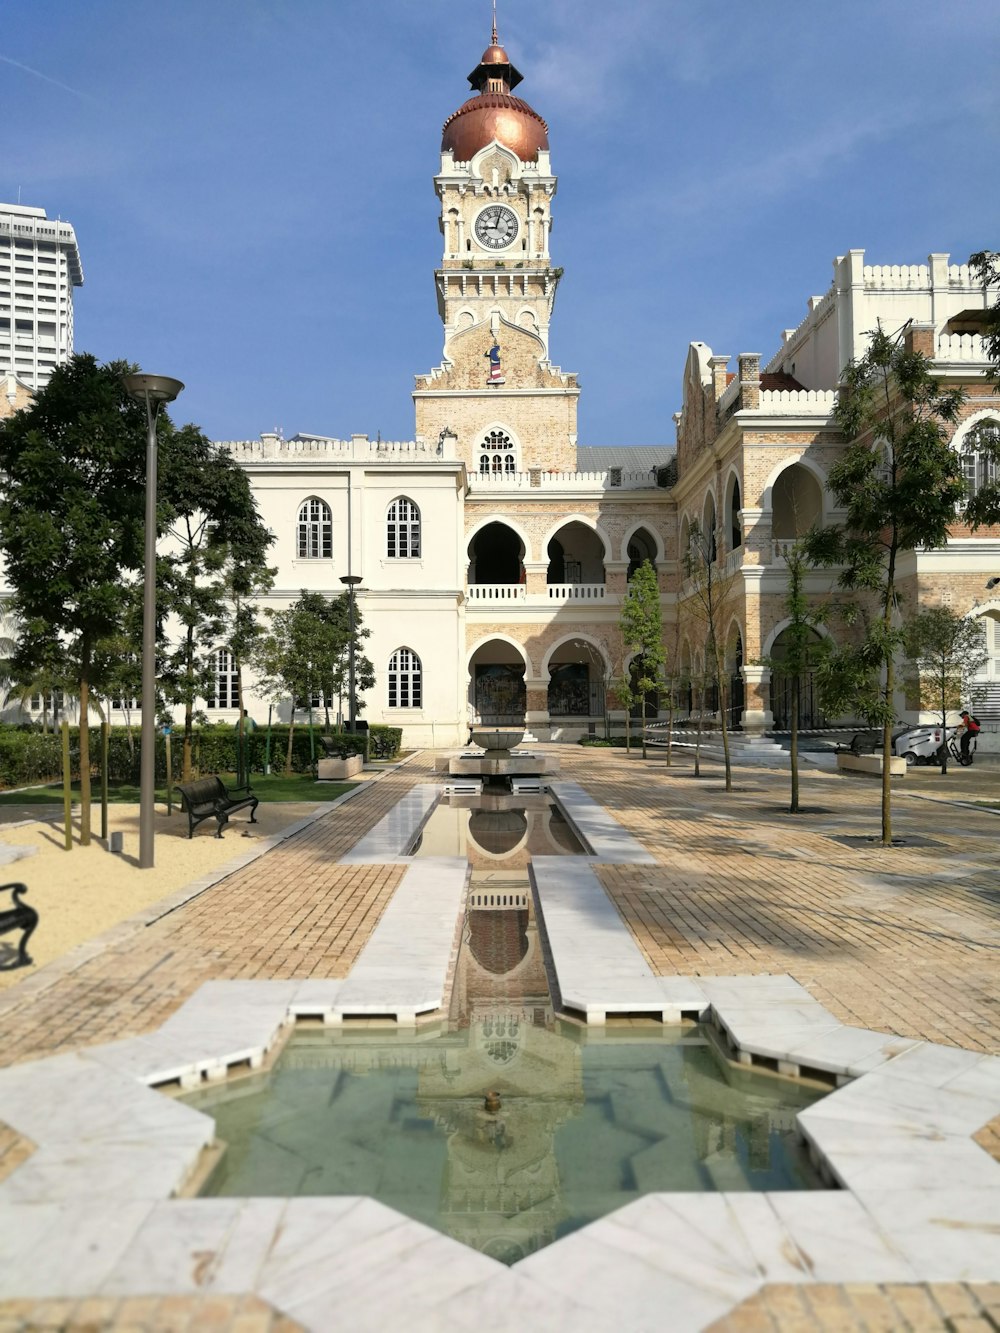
[{"x1": 478, "y1": 428, "x2": 517, "y2": 475}]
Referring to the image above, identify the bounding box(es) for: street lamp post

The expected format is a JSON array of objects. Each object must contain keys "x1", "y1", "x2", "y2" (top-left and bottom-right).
[
  {"x1": 123, "y1": 373, "x2": 184, "y2": 870},
  {"x1": 339, "y1": 575, "x2": 363, "y2": 730}
]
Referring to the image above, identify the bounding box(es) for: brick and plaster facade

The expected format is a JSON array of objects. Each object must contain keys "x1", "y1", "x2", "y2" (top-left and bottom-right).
[{"x1": 207, "y1": 40, "x2": 1000, "y2": 748}]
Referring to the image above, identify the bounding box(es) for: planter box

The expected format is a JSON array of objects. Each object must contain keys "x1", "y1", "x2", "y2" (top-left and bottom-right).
[
  {"x1": 836, "y1": 753, "x2": 907, "y2": 777},
  {"x1": 317, "y1": 754, "x2": 363, "y2": 781}
]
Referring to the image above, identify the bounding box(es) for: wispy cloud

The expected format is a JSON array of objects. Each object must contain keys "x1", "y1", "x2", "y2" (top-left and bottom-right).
[
  {"x1": 648, "y1": 89, "x2": 998, "y2": 221},
  {"x1": 510, "y1": 0, "x2": 731, "y2": 118},
  {"x1": 0, "y1": 52, "x2": 98, "y2": 102}
]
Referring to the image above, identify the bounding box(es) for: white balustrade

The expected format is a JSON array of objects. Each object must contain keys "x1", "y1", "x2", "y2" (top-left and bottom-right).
[
  {"x1": 466, "y1": 583, "x2": 526, "y2": 601},
  {"x1": 937, "y1": 333, "x2": 988, "y2": 362},
  {"x1": 547, "y1": 583, "x2": 606, "y2": 600}
]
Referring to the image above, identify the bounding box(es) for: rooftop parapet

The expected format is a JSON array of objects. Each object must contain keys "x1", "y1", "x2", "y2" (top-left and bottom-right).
[
  {"x1": 467, "y1": 468, "x2": 666, "y2": 492},
  {"x1": 218, "y1": 432, "x2": 459, "y2": 461}
]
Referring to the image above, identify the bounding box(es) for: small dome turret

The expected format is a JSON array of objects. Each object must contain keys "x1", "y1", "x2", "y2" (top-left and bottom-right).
[{"x1": 441, "y1": 22, "x2": 548, "y2": 162}]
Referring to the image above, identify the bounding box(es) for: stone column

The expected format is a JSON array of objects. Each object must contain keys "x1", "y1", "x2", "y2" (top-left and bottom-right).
[
  {"x1": 524, "y1": 561, "x2": 548, "y2": 597},
  {"x1": 605, "y1": 560, "x2": 629, "y2": 596},
  {"x1": 525, "y1": 679, "x2": 550, "y2": 734},
  {"x1": 741, "y1": 665, "x2": 773, "y2": 733}
]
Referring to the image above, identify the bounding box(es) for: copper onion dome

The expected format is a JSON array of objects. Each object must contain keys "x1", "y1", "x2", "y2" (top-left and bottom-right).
[{"x1": 441, "y1": 24, "x2": 549, "y2": 163}]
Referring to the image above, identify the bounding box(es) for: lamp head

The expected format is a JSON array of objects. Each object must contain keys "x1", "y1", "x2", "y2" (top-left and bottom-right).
[
  {"x1": 987, "y1": 577, "x2": 1000, "y2": 590},
  {"x1": 123, "y1": 373, "x2": 184, "y2": 405}
]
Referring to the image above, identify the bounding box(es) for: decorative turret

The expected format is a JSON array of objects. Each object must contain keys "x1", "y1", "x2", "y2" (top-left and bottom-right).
[{"x1": 441, "y1": 15, "x2": 549, "y2": 163}]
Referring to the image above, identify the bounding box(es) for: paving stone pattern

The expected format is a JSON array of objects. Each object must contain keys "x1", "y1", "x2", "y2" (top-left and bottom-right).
[
  {"x1": 0, "y1": 1294, "x2": 303, "y2": 1331},
  {"x1": 0, "y1": 760, "x2": 436, "y2": 1067},
  {"x1": 708, "y1": 1281, "x2": 1000, "y2": 1331},
  {"x1": 3, "y1": 749, "x2": 1000, "y2": 1329},
  {"x1": 576, "y1": 752, "x2": 1000, "y2": 1054}
]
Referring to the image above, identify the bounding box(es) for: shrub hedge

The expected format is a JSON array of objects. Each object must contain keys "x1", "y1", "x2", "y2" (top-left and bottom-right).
[{"x1": 0, "y1": 723, "x2": 403, "y2": 790}]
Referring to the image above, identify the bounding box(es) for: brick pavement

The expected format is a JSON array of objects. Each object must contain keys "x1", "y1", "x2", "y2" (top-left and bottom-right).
[
  {"x1": 560, "y1": 748, "x2": 1000, "y2": 1053},
  {"x1": 2, "y1": 747, "x2": 1000, "y2": 1330},
  {"x1": 0, "y1": 1295, "x2": 302, "y2": 1332},
  {"x1": 0, "y1": 757, "x2": 436, "y2": 1068}
]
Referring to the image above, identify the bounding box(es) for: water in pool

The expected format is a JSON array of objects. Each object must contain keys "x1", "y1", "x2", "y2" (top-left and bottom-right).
[{"x1": 184, "y1": 900, "x2": 825, "y2": 1266}]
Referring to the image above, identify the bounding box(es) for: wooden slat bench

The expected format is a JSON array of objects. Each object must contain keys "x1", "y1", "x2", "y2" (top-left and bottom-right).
[{"x1": 176, "y1": 776, "x2": 259, "y2": 839}]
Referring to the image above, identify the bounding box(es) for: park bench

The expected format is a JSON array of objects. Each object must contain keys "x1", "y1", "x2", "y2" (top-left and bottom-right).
[
  {"x1": 0, "y1": 882, "x2": 38, "y2": 970},
  {"x1": 176, "y1": 776, "x2": 259, "y2": 839},
  {"x1": 835, "y1": 732, "x2": 880, "y2": 756}
]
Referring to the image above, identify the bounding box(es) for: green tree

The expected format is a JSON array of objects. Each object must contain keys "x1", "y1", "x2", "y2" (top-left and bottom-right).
[
  {"x1": 904, "y1": 608, "x2": 987, "y2": 774},
  {"x1": 158, "y1": 426, "x2": 274, "y2": 780},
  {"x1": 617, "y1": 560, "x2": 665, "y2": 759},
  {"x1": 0, "y1": 355, "x2": 151, "y2": 842},
  {"x1": 804, "y1": 324, "x2": 971, "y2": 843},
  {"x1": 321, "y1": 593, "x2": 375, "y2": 727},
  {"x1": 969, "y1": 251, "x2": 1000, "y2": 388},
  {"x1": 683, "y1": 521, "x2": 737, "y2": 790},
  {"x1": 224, "y1": 560, "x2": 276, "y2": 785},
  {"x1": 762, "y1": 542, "x2": 829, "y2": 812},
  {"x1": 252, "y1": 591, "x2": 372, "y2": 771}
]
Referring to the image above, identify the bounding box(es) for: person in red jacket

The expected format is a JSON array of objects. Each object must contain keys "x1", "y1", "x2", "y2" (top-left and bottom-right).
[{"x1": 959, "y1": 710, "x2": 981, "y2": 762}]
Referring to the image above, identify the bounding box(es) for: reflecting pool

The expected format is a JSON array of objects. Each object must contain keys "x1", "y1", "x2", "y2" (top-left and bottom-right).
[{"x1": 185, "y1": 1011, "x2": 824, "y2": 1265}]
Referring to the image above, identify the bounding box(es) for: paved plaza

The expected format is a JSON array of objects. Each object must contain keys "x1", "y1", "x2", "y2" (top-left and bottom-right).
[{"x1": 1, "y1": 748, "x2": 999, "y2": 1330}]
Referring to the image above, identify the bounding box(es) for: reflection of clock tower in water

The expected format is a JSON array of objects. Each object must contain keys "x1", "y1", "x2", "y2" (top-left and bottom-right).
[{"x1": 413, "y1": 21, "x2": 579, "y2": 474}]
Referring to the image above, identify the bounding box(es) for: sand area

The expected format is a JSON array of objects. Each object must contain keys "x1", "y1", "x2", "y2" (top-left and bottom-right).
[{"x1": 0, "y1": 799, "x2": 324, "y2": 986}]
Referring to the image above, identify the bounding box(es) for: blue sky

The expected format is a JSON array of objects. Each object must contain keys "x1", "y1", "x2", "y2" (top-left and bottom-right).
[{"x1": 4, "y1": 0, "x2": 999, "y2": 446}]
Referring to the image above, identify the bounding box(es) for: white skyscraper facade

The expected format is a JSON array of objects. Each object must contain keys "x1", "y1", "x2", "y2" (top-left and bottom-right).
[{"x1": 0, "y1": 203, "x2": 83, "y2": 391}]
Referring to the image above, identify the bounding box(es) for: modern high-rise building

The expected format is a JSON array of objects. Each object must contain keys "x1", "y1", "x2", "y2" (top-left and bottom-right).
[{"x1": 0, "y1": 203, "x2": 83, "y2": 392}]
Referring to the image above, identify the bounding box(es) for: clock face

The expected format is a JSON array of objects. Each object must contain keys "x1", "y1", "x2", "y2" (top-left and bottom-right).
[{"x1": 475, "y1": 204, "x2": 519, "y2": 250}]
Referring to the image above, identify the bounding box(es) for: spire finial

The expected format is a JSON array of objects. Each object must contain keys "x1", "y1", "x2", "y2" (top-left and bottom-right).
[{"x1": 492, "y1": 0, "x2": 498, "y2": 45}]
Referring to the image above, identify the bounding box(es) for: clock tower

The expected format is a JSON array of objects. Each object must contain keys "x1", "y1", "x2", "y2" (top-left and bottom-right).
[{"x1": 414, "y1": 23, "x2": 579, "y2": 474}]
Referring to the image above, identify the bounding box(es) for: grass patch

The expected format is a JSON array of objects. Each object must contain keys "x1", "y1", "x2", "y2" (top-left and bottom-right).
[{"x1": 0, "y1": 772, "x2": 356, "y2": 806}]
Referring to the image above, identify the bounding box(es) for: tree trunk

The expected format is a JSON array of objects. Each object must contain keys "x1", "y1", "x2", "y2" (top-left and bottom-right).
[
  {"x1": 694, "y1": 683, "x2": 703, "y2": 778},
  {"x1": 286, "y1": 710, "x2": 296, "y2": 774},
  {"x1": 78, "y1": 646, "x2": 92, "y2": 846},
  {"x1": 939, "y1": 682, "x2": 949, "y2": 775},
  {"x1": 641, "y1": 704, "x2": 647, "y2": 759},
  {"x1": 790, "y1": 673, "x2": 800, "y2": 812},
  {"x1": 666, "y1": 695, "x2": 674, "y2": 767},
  {"x1": 236, "y1": 663, "x2": 246, "y2": 786},
  {"x1": 183, "y1": 698, "x2": 194, "y2": 782},
  {"x1": 624, "y1": 711, "x2": 631, "y2": 753},
  {"x1": 718, "y1": 664, "x2": 732, "y2": 792},
  {"x1": 881, "y1": 642, "x2": 894, "y2": 847},
  {"x1": 182, "y1": 620, "x2": 196, "y2": 780}
]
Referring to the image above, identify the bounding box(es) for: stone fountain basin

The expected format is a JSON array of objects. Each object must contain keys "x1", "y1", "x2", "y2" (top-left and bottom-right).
[{"x1": 471, "y1": 727, "x2": 524, "y2": 752}]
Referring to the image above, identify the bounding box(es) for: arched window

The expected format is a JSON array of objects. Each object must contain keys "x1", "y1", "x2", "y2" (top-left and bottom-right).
[
  {"x1": 207, "y1": 649, "x2": 238, "y2": 709},
  {"x1": 388, "y1": 647, "x2": 422, "y2": 709},
  {"x1": 478, "y1": 428, "x2": 516, "y2": 475},
  {"x1": 387, "y1": 497, "x2": 421, "y2": 559},
  {"x1": 297, "y1": 497, "x2": 332, "y2": 559},
  {"x1": 962, "y1": 420, "x2": 1000, "y2": 499}
]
